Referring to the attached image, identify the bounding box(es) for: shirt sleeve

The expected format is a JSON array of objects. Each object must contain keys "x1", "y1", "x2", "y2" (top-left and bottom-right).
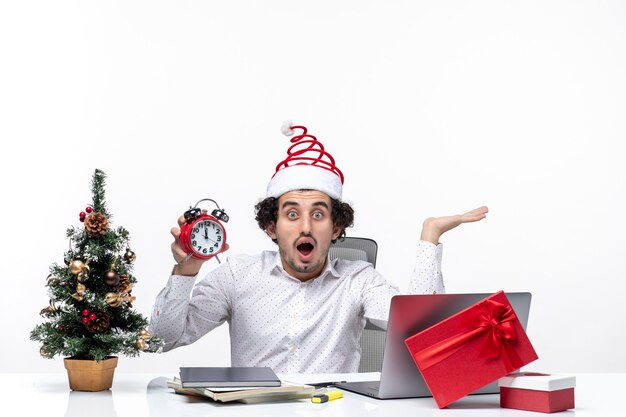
[
  {"x1": 148, "y1": 263, "x2": 233, "y2": 352},
  {"x1": 360, "y1": 267, "x2": 401, "y2": 330},
  {"x1": 361, "y1": 240, "x2": 445, "y2": 330},
  {"x1": 407, "y1": 240, "x2": 445, "y2": 294}
]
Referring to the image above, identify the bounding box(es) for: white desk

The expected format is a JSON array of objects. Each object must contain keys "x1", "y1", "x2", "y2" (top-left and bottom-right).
[{"x1": 3, "y1": 373, "x2": 622, "y2": 416}]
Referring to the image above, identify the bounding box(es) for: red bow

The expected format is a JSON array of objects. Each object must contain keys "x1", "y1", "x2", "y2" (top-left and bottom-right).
[{"x1": 413, "y1": 299, "x2": 524, "y2": 371}]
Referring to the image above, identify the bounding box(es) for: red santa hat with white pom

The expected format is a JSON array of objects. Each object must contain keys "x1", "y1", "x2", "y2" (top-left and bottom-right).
[{"x1": 266, "y1": 121, "x2": 344, "y2": 200}]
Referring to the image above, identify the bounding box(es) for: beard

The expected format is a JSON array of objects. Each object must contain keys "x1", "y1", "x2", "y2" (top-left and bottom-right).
[
  {"x1": 276, "y1": 235, "x2": 329, "y2": 278},
  {"x1": 279, "y1": 246, "x2": 326, "y2": 272}
]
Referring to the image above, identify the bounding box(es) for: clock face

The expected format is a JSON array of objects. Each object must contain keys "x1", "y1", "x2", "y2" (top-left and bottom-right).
[{"x1": 189, "y1": 219, "x2": 225, "y2": 257}]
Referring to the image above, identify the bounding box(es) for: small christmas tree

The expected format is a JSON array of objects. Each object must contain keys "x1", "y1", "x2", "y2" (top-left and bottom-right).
[{"x1": 31, "y1": 169, "x2": 162, "y2": 362}]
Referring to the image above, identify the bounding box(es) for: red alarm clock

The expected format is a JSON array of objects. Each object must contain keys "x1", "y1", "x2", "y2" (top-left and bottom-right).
[{"x1": 179, "y1": 199, "x2": 229, "y2": 261}]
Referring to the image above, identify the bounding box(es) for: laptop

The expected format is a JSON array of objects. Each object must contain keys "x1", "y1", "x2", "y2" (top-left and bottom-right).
[{"x1": 335, "y1": 292, "x2": 532, "y2": 399}]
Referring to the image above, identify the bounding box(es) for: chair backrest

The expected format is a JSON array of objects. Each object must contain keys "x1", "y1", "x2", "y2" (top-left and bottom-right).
[
  {"x1": 329, "y1": 237, "x2": 385, "y2": 372},
  {"x1": 329, "y1": 237, "x2": 378, "y2": 267}
]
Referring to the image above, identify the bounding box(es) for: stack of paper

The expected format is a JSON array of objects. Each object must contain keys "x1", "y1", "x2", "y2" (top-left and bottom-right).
[{"x1": 168, "y1": 367, "x2": 315, "y2": 404}]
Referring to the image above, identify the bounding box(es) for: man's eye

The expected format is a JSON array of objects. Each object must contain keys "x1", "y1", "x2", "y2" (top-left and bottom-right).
[
  {"x1": 287, "y1": 211, "x2": 298, "y2": 219},
  {"x1": 313, "y1": 212, "x2": 323, "y2": 219}
]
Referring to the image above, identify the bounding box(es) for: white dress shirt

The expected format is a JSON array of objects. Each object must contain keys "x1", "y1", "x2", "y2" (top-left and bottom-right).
[{"x1": 149, "y1": 241, "x2": 444, "y2": 373}]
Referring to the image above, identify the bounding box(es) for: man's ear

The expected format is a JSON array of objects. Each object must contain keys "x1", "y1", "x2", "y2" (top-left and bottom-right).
[
  {"x1": 332, "y1": 225, "x2": 341, "y2": 241},
  {"x1": 266, "y1": 223, "x2": 277, "y2": 240}
]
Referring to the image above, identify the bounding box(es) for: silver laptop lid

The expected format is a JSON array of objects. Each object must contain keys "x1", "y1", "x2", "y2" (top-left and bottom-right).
[{"x1": 378, "y1": 292, "x2": 532, "y2": 399}]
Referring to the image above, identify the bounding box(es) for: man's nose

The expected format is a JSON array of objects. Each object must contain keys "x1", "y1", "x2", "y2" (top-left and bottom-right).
[{"x1": 299, "y1": 216, "x2": 312, "y2": 235}]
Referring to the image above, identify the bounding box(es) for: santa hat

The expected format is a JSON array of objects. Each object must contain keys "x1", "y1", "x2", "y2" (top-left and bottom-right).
[{"x1": 266, "y1": 121, "x2": 344, "y2": 200}]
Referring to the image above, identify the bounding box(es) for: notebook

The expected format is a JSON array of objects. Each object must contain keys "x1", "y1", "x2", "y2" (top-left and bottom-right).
[
  {"x1": 179, "y1": 366, "x2": 281, "y2": 388},
  {"x1": 335, "y1": 292, "x2": 533, "y2": 399}
]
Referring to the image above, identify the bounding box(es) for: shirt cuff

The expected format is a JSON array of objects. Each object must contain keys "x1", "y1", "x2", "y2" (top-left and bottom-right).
[
  {"x1": 417, "y1": 240, "x2": 443, "y2": 270},
  {"x1": 166, "y1": 274, "x2": 197, "y2": 298}
]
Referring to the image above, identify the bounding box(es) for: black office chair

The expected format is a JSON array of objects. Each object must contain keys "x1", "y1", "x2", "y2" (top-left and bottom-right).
[{"x1": 329, "y1": 237, "x2": 386, "y2": 372}]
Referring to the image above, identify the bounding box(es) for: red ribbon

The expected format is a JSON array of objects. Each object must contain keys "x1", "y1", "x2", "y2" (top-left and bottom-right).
[{"x1": 413, "y1": 299, "x2": 524, "y2": 372}]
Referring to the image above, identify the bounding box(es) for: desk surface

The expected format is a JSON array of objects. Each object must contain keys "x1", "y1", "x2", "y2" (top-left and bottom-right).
[{"x1": 3, "y1": 373, "x2": 622, "y2": 416}]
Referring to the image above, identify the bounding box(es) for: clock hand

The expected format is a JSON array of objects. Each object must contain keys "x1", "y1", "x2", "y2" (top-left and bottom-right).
[{"x1": 201, "y1": 226, "x2": 219, "y2": 245}]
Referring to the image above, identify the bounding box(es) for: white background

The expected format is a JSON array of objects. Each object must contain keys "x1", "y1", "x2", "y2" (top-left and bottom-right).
[{"x1": 1, "y1": 1, "x2": 624, "y2": 375}]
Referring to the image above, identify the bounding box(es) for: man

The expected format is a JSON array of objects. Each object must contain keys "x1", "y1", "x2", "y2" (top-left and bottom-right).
[{"x1": 149, "y1": 122, "x2": 488, "y2": 373}]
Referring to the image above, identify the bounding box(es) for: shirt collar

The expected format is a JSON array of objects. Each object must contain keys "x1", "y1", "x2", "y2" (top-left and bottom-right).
[{"x1": 270, "y1": 251, "x2": 341, "y2": 281}]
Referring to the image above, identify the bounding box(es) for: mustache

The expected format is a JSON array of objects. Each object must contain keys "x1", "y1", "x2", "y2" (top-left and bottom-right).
[{"x1": 294, "y1": 232, "x2": 317, "y2": 247}]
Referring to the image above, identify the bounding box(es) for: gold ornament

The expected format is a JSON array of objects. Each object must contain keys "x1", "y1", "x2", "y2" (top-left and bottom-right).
[
  {"x1": 124, "y1": 293, "x2": 136, "y2": 305},
  {"x1": 71, "y1": 282, "x2": 86, "y2": 301},
  {"x1": 105, "y1": 292, "x2": 123, "y2": 307},
  {"x1": 39, "y1": 343, "x2": 52, "y2": 358},
  {"x1": 105, "y1": 292, "x2": 136, "y2": 308},
  {"x1": 135, "y1": 328, "x2": 152, "y2": 351},
  {"x1": 39, "y1": 300, "x2": 57, "y2": 317},
  {"x1": 69, "y1": 260, "x2": 89, "y2": 276},
  {"x1": 124, "y1": 247, "x2": 136, "y2": 264},
  {"x1": 84, "y1": 212, "x2": 109, "y2": 237}
]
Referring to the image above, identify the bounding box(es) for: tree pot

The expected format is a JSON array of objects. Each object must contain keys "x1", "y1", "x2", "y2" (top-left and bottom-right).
[{"x1": 63, "y1": 356, "x2": 118, "y2": 391}]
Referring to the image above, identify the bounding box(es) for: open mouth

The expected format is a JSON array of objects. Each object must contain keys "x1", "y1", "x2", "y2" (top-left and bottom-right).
[{"x1": 297, "y1": 242, "x2": 314, "y2": 257}]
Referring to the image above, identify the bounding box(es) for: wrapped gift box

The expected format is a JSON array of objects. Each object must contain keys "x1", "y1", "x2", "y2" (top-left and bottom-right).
[
  {"x1": 404, "y1": 291, "x2": 538, "y2": 408},
  {"x1": 499, "y1": 372, "x2": 576, "y2": 413}
]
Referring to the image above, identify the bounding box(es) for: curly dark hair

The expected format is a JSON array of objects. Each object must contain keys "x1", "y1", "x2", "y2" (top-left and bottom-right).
[{"x1": 255, "y1": 195, "x2": 354, "y2": 244}]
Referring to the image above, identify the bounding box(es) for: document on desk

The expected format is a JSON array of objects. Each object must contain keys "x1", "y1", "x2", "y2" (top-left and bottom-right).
[{"x1": 167, "y1": 377, "x2": 315, "y2": 403}]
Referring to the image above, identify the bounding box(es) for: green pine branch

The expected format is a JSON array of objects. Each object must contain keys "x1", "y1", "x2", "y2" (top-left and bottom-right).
[{"x1": 91, "y1": 168, "x2": 108, "y2": 216}]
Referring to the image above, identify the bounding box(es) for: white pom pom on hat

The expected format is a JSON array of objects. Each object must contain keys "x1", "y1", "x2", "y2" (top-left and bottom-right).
[
  {"x1": 280, "y1": 120, "x2": 294, "y2": 137},
  {"x1": 266, "y1": 121, "x2": 344, "y2": 200}
]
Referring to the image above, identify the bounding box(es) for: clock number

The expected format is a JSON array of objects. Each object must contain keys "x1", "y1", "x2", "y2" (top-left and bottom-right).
[
  {"x1": 192, "y1": 240, "x2": 197, "y2": 246},
  {"x1": 217, "y1": 236, "x2": 221, "y2": 242},
  {"x1": 191, "y1": 233, "x2": 196, "y2": 239},
  {"x1": 209, "y1": 247, "x2": 214, "y2": 253},
  {"x1": 203, "y1": 248, "x2": 207, "y2": 254},
  {"x1": 215, "y1": 229, "x2": 220, "y2": 234},
  {"x1": 194, "y1": 227, "x2": 199, "y2": 233}
]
